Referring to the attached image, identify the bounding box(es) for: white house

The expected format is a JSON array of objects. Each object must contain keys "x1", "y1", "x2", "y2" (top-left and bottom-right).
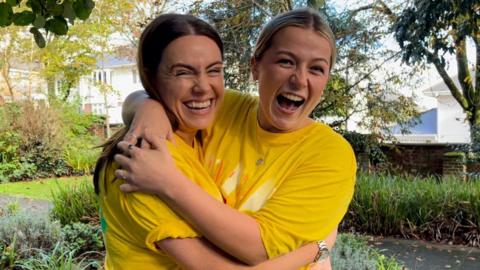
[
  {"x1": 74, "y1": 56, "x2": 141, "y2": 125},
  {"x1": 392, "y1": 75, "x2": 471, "y2": 144}
]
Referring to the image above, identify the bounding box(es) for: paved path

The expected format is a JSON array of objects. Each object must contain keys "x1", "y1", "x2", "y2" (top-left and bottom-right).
[
  {"x1": 0, "y1": 194, "x2": 52, "y2": 215},
  {"x1": 370, "y1": 238, "x2": 480, "y2": 270}
]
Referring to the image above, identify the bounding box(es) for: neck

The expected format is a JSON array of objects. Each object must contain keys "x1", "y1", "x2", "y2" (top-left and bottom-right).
[{"x1": 175, "y1": 129, "x2": 196, "y2": 147}]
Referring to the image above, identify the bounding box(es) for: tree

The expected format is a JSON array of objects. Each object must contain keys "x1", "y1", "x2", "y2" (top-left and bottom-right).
[
  {"x1": 0, "y1": 0, "x2": 95, "y2": 48},
  {"x1": 391, "y1": 0, "x2": 478, "y2": 129},
  {"x1": 191, "y1": 0, "x2": 419, "y2": 135},
  {"x1": 0, "y1": 25, "x2": 37, "y2": 101}
]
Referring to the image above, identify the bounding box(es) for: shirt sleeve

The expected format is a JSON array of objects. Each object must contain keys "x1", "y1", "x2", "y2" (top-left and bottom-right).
[
  {"x1": 250, "y1": 138, "x2": 357, "y2": 258},
  {"x1": 105, "y1": 157, "x2": 201, "y2": 254}
]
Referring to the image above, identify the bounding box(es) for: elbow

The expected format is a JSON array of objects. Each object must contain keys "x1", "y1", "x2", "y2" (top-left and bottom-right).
[{"x1": 122, "y1": 90, "x2": 149, "y2": 125}]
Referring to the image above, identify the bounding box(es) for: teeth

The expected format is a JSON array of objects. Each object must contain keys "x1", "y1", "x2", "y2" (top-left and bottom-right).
[
  {"x1": 281, "y1": 93, "x2": 303, "y2": 102},
  {"x1": 186, "y1": 100, "x2": 211, "y2": 109}
]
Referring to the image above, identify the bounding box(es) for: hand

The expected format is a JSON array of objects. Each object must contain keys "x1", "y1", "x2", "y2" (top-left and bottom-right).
[
  {"x1": 124, "y1": 97, "x2": 175, "y2": 149},
  {"x1": 114, "y1": 130, "x2": 181, "y2": 195}
]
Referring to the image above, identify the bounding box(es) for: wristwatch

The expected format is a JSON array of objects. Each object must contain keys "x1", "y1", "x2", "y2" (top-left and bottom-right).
[{"x1": 313, "y1": 240, "x2": 330, "y2": 263}]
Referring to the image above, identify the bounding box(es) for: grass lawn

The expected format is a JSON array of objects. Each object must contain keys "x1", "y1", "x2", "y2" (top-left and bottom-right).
[{"x1": 0, "y1": 176, "x2": 90, "y2": 201}]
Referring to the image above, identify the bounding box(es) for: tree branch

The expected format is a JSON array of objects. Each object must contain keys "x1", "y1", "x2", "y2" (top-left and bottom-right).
[
  {"x1": 251, "y1": 0, "x2": 271, "y2": 17},
  {"x1": 475, "y1": 34, "x2": 479, "y2": 106},
  {"x1": 455, "y1": 36, "x2": 474, "y2": 106},
  {"x1": 347, "y1": 0, "x2": 397, "y2": 23},
  {"x1": 426, "y1": 49, "x2": 469, "y2": 110}
]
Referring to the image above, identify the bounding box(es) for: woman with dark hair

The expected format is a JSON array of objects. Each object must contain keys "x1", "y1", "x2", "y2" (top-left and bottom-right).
[{"x1": 95, "y1": 13, "x2": 336, "y2": 269}]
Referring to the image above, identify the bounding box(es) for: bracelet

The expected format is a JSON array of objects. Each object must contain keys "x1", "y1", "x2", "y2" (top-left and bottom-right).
[{"x1": 313, "y1": 240, "x2": 330, "y2": 263}]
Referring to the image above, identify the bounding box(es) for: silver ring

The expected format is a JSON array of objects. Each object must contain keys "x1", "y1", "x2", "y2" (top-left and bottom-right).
[{"x1": 128, "y1": 144, "x2": 134, "y2": 150}]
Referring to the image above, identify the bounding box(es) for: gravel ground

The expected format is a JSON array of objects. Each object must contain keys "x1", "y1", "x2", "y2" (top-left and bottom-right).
[{"x1": 0, "y1": 194, "x2": 52, "y2": 215}]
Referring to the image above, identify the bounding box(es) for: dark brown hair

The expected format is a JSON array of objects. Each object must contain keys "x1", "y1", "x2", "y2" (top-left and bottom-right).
[{"x1": 93, "y1": 14, "x2": 223, "y2": 194}]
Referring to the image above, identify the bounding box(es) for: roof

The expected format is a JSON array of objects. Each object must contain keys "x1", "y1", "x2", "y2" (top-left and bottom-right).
[
  {"x1": 96, "y1": 55, "x2": 135, "y2": 68},
  {"x1": 422, "y1": 69, "x2": 475, "y2": 97}
]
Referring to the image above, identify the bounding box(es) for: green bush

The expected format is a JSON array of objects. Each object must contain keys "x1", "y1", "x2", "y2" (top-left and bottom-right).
[
  {"x1": 13, "y1": 242, "x2": 102, "y2": 270},
  {"x1": 0, "y1": 101, "x2": 102, "y2": 182},
  {"x1": 342, "y1": 173, "x2": 480, "y2": 247},
  {"x1": 61, "y1": 222, "x2": 104, "y2": 257},
  {"x1": 0, "y1": 211, "x2": 62, "y2": 269},
  {"x1": 0, "y1": 206, "x2": 103, "y2": 269},
  {"x1": 332, "y1": 234, "x2": 403, "y2": 270},
  {"x1": 50, "y1": 180, "x2": 99, "y2": 225}
]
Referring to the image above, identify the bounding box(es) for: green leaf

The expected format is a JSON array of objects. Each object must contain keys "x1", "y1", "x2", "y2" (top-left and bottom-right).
[
  {"x1": 13, "y1": 11, "x2": 35, "y2": 26},
  {"x1": 6, "y1": 0, "x2": 21, "y2": 7},
  {"x1": 62, "y1": 0, "x2": 75, "y2": 23},
  {"x1": 73, "y1": 0, "x2": 95, "y2": 20},
  {"x1": 0, "y1": 3, "x2": 14, "y2": 27},
  {"x1": 26, "y1": 0, "x2": 42, "y2": 14},
  {"x1": 51, "y1": 4, "x2": 64, "y2": 16},
  {"x1": 46, "y1": 0, "x2": 56, "y2": 9},
  {"x1": 46, "y1": 16, "x2": 68, "y2": 35},
  {"x1": 30, "y1": 27, "x2": 46, "y2": 48},
  {"x1": 33, "y1": 14, "x2": 46, "y2": 28}
]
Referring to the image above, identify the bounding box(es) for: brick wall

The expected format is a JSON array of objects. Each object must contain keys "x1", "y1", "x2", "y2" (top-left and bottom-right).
[
  {"x1": 381, "y1": 145, "x2": 449, "y2": 176},
  {"x1": 442, "y1": 154, "x2": 466, "y2": 180}
]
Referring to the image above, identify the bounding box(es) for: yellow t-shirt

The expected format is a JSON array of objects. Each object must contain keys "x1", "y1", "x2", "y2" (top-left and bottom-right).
[
  {"x1": 204, "y1": 90, "x2": 357, "y2": 259},
  {"x1": 98, "y1": 134, "x2": 223, "y2": 270}
]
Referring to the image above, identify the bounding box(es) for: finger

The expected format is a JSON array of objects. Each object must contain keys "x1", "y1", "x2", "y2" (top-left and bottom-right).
[
  {"x1": 140, "y1": 138, "x2": 152, "y2": 149},
  {"x1": 123, "y1": 132, "x2": 139, "y2": 145},
  {"x1": 144, "y1": 128, "x2": 167, "y2": 150},
  {"x1": 117, "y1": 141, "x2": 138, "y2": 157},
  {"x1": 120, "y1": 183, "x2": 140, "y2": 193},
  {"x1": 114, "y1": 154, "x2": 132, "y2": 170},
  {"x1": 114, "y1": 169, "x2": 129, "y2": 181}
]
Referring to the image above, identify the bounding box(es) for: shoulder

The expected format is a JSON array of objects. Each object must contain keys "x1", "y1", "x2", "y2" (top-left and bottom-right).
[
  {"x1": 218, "y1": 89, "x2": 258, "y2": 117},
  {"x1": 301, "y1": 122, "x2": 356, "y2": 173}
]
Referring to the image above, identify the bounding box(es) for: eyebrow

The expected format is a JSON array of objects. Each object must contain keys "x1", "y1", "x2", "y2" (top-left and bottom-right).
[
  {"x1": 169, "y1": 61, "x2": 223, "y2": 72},
  {"x1": 276, "y1": 50, "x2": 329, "y2": 65}
]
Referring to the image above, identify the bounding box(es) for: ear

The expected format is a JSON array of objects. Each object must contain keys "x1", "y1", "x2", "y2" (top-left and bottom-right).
[{"x1": 250, "y1": 57, "x2": 259, "y2": 81}]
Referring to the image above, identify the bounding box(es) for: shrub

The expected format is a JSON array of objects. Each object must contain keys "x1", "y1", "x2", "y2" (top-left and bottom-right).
[
  {"x1": 13, "y1": 242, "x2": 102, "y2": 270},
  {"x1": 0, "y1": 211, "x2": 62, "y2": 269},
  {"x1": 342, "y1": 173, "x2": 480, "y2": 247},
  {"x1": 332, "y1": 234, "x2": 403, "y2": 270},
  {"x1": 0, "y1": 206, "x2": 103, "y2": 269},
  {"x1": 50, "y1": 180, "x2": 99, "y2": 225},
  {"x1": 0, "y1": 100, "x2": 102, "y2": 182},
  {"x1": 61, "y1": 222, "x2": 104, "y2": 257},
  {"x1": 340, "y1": 131, "x2": 387, "y2": 165}
]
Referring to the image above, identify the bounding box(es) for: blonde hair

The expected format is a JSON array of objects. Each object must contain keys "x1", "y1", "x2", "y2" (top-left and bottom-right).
[{"x1": 253, "y1": 8, "x2": 336, "y2": 70}]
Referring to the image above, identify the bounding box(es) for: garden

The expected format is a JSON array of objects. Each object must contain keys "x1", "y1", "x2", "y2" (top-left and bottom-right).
[
  {"x1": 1, "y1": 0, "x2": 479, "y2": 269},
  {"x1": 0, "y1": 70, "x2": 479, "y2": 270}
]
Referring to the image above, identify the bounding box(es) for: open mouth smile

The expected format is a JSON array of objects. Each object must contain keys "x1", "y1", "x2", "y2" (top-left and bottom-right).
[
  {"x1": 185, "y1": 99, "x2": 213, "y2": 110},
  {"x1": 276, "y1": 93, "x2": 305, "y2": 112}
]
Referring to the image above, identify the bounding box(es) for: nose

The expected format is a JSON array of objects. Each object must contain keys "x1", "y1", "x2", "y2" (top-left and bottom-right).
[
  {"x1": 193, "y1": 73, "x2": 211, "y2": 94},
  {"x1": 289, "y1": 67, "x2": 308, "y2": 90}
]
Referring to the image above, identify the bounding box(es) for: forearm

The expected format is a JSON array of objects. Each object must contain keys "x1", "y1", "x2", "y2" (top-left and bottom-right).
[
  {"x1": 161, "y1": 172, "x2": 267, "y2": 265},
  {"x1": 159, "y1": 237, "x2": 322, "y2": 270}
]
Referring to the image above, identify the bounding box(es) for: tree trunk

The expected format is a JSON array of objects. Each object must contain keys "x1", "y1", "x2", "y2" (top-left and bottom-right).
[{"x1": 103, "y1": 92, "x2": 111, "y2": 138}]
